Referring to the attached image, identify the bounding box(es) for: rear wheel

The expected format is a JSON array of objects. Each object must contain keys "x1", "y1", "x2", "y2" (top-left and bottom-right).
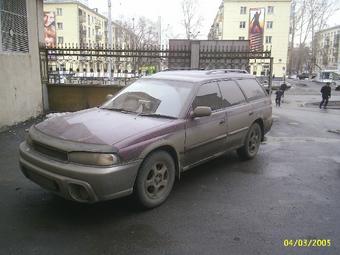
[
  {"x1": 134, "y1": 151, "x2": 175, "y2": 209},
  {"x1": 237, "y1": 122, "x2": 262, "y2": 160}
]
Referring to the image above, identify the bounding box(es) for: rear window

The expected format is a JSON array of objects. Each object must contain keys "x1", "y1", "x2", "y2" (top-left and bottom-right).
[
  {"x1": 237, "y1": 79, "x2": 266, "y2": 101},
  {"x1": 218, "y1": 80, "x2": 246, "y2": 107}
]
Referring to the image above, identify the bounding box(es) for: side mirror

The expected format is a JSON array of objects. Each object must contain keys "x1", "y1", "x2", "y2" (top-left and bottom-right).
[
  {"x1": 105, "y1": 94, "x2": 113, "y2": 101},
  {"x1": 192, "y1": 106, "x2": 212, "y2": 118}
]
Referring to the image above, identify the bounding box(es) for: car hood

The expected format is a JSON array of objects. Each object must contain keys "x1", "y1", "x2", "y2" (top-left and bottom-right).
[{"x1": 35, "y1": 108, "x2": 175, "y2": 145}]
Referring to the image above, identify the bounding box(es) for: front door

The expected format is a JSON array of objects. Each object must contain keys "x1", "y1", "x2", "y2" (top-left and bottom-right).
[{"x1": 184, "y1": 82, "x2": 227, "y2": 168}]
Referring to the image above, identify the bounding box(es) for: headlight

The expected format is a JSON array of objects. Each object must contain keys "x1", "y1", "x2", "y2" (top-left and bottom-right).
[{"x1": 68, "y1": 152, "x2": 119, "y2": 166}]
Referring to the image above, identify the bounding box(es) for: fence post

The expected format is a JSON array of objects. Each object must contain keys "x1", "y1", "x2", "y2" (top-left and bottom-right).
[
  {"x1": 269, "y1": 57, "x2": 273, "y2": 95},
  {"x1": 190, "y1": 41, "x2": 200, "y2": 69},
  {"x1": 39, "y1": 46, "x2": 50, "y2": 112}
]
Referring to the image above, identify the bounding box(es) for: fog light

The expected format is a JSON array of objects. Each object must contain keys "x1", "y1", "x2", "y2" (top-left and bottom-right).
[{"x1": 68, "y1": 183, "x2": 90, "y2": 202}]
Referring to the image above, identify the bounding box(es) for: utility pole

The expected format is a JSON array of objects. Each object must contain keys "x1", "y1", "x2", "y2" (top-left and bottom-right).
[
  {"x1": 311, "y1": 8, "x2": 315, "y2": 76},
  {"x1": 289, "y1": 1, "x2": 296, "y2": 76},
  {"x1": 158, "y1": 16, "x2": 162, "y2": 46},
  {"x1": 108, "y1": 0, "x2": 113, "y2": 81}
]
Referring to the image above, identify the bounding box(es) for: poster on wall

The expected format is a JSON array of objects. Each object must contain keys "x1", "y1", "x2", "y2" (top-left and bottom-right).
[
  {"x1": 249, "y1": 8, "x2": 265, "y2": 51},
  {"x1": 44, "y1": 12, "x2": 56, "y2": 47}
]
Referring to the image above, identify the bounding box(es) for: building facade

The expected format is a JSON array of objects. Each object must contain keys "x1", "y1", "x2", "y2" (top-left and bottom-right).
[
  {"x1": 43, "y1": 0, "x2": 135, "y2": 47},
  {"x1": 314, "y1": 25, "x2": 340, "y2": 71},
  {"x1": 209, "y1": 0, "x2": 291, "y2": 77},
  {"x1": 0, "y1": 0, "x2": 44, "y2": 129}
]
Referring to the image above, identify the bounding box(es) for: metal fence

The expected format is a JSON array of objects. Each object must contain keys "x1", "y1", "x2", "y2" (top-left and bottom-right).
[{"x1": 39, "y1": 43, "x2": 273, "y2": 88}]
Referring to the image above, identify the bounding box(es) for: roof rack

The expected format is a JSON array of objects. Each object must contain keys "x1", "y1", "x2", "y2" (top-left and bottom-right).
[
  {"x1": 161, "y1": 68, "x2": 205, "y2": 72},
  {"x1": 205, "y1": 69, "x2": 248, "y2": 75}
]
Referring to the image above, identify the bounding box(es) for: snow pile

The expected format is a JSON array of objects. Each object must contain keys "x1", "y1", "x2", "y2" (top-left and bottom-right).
[{"x1": 46, "y1": 112, "x2": 70, "y2": 119}]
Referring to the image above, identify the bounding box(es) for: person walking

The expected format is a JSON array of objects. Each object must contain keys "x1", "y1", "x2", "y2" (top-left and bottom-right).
[
  {"x1": 275, "y1": 89, "x2": 284, "y2": 107},
  {"x1": 319, "y1": 82, "x2": 331, "y2": 109},
  {"x1": 280, "y1": 82, "x2": 288, "y2": 102}
]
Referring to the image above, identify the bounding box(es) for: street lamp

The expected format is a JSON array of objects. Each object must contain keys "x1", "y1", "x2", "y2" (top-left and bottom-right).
[{"x1": 108, "y1": 0, "x2": 113, "y2": 81}]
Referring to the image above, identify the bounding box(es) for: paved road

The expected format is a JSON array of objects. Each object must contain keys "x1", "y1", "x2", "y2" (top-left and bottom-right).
[{"x1": 1, "y1": 90, "x2": 340, "y2": 255}]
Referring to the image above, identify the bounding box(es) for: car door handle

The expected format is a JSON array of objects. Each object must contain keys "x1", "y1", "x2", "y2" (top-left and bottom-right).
[
  {"x1": 249, "y1": 112, "x2": 254, "y2": 116},
  {"x1": 219, "y1": 119, "x2": 225, "y2": 125}
]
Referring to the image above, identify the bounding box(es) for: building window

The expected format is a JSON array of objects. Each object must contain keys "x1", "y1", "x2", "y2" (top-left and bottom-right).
[
  {"x1": 268, "y1": 6, "x2": 274, "y2": 14},
  {"x1": 240, "y1": 6, "x2": 247, "y2": 14},
  {"x1": 0, "y1": 0, "x2": 29, "y2": 53},
  {"x1": 57, "y1": 22, "x2": 63, "y2": 30},
  {"x1": 88, "y1": 15, "x2": 90, "y2": 25},
  {"x1": 267, "y1": 21, "x2": 273, "y2": 29},
  {"x1": 240, "y1": 21, "x2": 246, "y2": 29},
  {"x1": 57, "y1": 36, "x2": 64, "y2": 44},
  {"x1": 56, "y1": 8, "x2": 62, "y2": 16},
  {"x1": 88, "y1": 27, "x2": 91, "y2": 37},
  {"x1": 239, "y1": 36, "x2": 245, "y2": 40},
  {"x1": 266, "y1": 36, "x2": 272, "y2": 44}
]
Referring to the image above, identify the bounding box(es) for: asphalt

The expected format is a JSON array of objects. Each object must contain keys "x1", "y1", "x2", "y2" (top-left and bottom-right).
[{"x1": 1, "y1": 80, "x2": 340, "y2": 255}]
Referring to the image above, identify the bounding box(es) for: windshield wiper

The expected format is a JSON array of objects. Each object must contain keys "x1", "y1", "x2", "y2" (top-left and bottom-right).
[
  {"x1": 138, "y1": 113, "x2": 177, "y2": 119},
  {"x1": 102, "y1": 107, "x2": 136, "y2": 114}
]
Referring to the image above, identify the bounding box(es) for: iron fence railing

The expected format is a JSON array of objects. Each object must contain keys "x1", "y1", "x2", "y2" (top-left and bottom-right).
[{"x1": 40, "y1": 43, "x2": 273, "y2": 90}]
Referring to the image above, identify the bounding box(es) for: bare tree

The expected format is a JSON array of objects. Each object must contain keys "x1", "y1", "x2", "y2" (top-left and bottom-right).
[
  {"x1": 181, "y1": 0, "x2": 203, "y2": 39},
  {"x1": 291, "y1": 0, "x2": 339, "y2": 73},
  {"x1": 116, "y1": 16, "x2": 159, "y2": 49},
  {"x1": 116, "y1": 16, "x2": 161, "y2": 71}
]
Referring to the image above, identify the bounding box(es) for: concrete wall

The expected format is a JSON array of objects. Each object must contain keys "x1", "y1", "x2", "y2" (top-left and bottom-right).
[
  {"x1": 0, "y1": 0, "x2": 44, "y2": 130},
  {"x1": 48, "y1": 84, "x2": 123, "y2": 112}
]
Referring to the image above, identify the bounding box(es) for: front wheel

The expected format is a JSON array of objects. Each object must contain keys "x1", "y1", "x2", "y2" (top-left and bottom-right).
[
  {"x1": 237, "y1": 122, "x2": 262, "y2": 160},
  {"x1": 134, "y1": 151, "x2": 175, "y2": 209}
]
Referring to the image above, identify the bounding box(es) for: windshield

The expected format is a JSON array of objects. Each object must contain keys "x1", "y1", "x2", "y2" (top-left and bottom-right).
[{"x1": 101, "y1": 79, "x2": 193, "y2": 118}]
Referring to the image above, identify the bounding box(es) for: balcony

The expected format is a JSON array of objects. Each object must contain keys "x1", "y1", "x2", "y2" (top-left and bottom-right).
[
  {"x1": 95, "y1": 20, "x2": 101, "y2": 28},
  {"x1": 79, "y1": 15, "x2": 86, "y2": 24},
  {"x1": 96, "y1": 33, "x2": 103, "y2": 41}
]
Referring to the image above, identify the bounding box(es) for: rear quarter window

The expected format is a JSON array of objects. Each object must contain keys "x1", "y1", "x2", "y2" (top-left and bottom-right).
[{"x1": 236, "y1": 79, "x2": 266, "y2": 101}]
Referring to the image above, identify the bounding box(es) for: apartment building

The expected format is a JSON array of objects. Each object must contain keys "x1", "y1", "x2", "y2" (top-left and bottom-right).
[
  {"x1": 314, "y1": 25, "x2": 340, "y2": 71},
  {"x1": 209, "y1": 0, "x2": 291, "y2": 77},
  {"x1": 43, "y1": 0, "x2": 134, "y2": 47}
]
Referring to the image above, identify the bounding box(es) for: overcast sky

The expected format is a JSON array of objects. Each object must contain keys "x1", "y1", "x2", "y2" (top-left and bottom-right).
[
  {"x1": 88, "y1": 0, "x2": 222, "y2": 39},
  {"x1": 88, "y1": 0, "x2": 340, "y2": 40}
]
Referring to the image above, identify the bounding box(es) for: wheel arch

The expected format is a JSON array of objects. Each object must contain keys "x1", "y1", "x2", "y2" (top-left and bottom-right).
[
  {"x1": 254, "y1": 118, "x2": 265, "y2": 141},
  {"x1": 139, "y1": 144, "x2": 181, "y2": 180}
]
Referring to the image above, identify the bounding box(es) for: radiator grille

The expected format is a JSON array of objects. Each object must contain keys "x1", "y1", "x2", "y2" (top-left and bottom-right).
[
  {"x1": 0, "y1": 0, "x2": 29, "y2": 53},
  {"x1": 32, "y1": 141, "x2": 68, "y2": 162}
]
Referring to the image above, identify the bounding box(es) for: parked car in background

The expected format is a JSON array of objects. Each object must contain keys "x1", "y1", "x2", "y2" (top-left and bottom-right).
[
  {"x1": 19, "y1": 69, "x2": 272, "y2": 208},
  {"x1": 297, "y1": 73, "x2": 316, "y2": 80},
  {"x1": 257, "y1": 76, "x2": 291, "y2": 92}
]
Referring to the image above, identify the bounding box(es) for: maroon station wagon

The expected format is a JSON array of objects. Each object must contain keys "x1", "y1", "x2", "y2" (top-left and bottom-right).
[{"x1": 19, "y1": 70, "x2": 272, "y2": 208}]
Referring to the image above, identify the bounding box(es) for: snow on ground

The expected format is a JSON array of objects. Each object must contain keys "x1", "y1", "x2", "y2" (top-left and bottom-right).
[{"x1": 45, "y1": 112, "x2": 70, "y2": 119}]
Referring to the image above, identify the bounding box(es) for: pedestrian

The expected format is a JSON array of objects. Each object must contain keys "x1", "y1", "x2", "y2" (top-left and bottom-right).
[
  {"x1": 275, "y1": 89, "x2": 284, "y2": 107},
  {"x1": 319, "y1": 82, "x2": 332, "y2": 109},
  {"x1": 279, "y1": 82, "x2": 288, "y2": 103}
]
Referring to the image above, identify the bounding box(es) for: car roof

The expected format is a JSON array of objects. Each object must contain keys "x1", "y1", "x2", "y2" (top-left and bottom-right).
[{"x1": 144, "y1": 70, "x2": 255, "y2": 84}]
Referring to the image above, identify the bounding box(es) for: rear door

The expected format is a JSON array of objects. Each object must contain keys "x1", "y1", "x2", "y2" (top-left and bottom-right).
[
  {"x1": 184, "y1": 82, "x2": 227, "y2": 168},
  {"x1": 218, "y1": 80, "x2": 251, "y2": 149},
  {"x1": 236, "y1": 78, "x2": 270, "y2": 128}
]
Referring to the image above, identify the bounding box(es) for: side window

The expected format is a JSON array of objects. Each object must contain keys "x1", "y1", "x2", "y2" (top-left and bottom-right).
[
  {"x1": 218, "y1": 80, "x2": 246, "y2": 107},
  {"x1": 192, "y1": 82, "x2": 222, "y2": 111},
  {"x1": 237, "y1": 79, "x2": 266, "y2": 101}
]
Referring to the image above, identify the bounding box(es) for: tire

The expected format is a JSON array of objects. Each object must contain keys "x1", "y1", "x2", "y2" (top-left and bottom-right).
[
  {"x1": 134, "y1": 151, "x2": 175, "y2": 209},
  {"x1": 237, "y1": 122, "x2": 262, "y2": 160}
]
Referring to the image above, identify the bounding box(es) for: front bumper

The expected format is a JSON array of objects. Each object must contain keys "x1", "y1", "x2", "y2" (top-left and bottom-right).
[{"x1": 19, "y1": 142, "x2": 142, "y2": 203}]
